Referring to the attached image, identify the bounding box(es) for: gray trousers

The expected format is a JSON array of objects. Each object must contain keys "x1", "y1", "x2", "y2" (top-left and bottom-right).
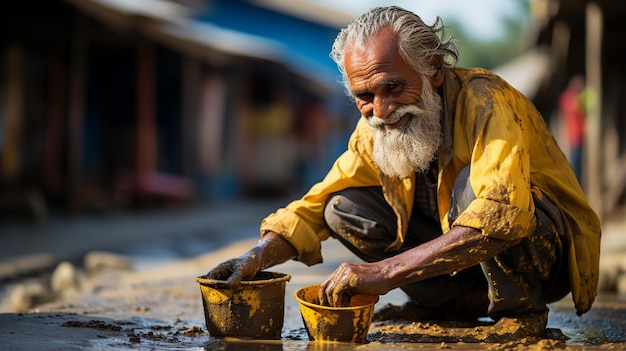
[{"x1": 323, "y1": 167, "x2": 570, "y2": 319}]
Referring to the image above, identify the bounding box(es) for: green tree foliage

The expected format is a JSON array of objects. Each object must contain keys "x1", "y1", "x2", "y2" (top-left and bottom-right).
[{"x1": 444, "y1": 0, "x2": 531, "y2": 70}]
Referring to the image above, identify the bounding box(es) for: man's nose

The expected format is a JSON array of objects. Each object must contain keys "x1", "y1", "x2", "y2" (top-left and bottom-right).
[{"x1": 373, "y1": 97, "x2": 395, "y2": 119}]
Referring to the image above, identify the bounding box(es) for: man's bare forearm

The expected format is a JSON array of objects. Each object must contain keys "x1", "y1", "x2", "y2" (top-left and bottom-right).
[
  {"x1": 377, "y1": 226, "x2": 517, "y2": 292},
  {"x1": 249, "y1": 231, "x2": 297, "y2": 270}
]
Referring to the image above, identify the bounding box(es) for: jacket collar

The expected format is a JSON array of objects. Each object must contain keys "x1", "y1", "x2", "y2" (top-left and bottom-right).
[{"x1": 438, "y1": 67, "x2": 461, "y2": 168}]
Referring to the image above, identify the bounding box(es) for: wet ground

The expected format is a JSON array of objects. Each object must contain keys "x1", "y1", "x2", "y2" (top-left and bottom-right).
[{"x1": 0, "y1": 200, "x2": 625, "y2": 350}]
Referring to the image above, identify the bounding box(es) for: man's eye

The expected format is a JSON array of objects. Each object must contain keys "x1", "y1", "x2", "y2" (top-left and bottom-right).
[
  {"x1": 356, "y1": 93, "x2": 374, "y2": 101},
  {"x1": 387, "y1": 84, "x2": 401, "y2": 92}
]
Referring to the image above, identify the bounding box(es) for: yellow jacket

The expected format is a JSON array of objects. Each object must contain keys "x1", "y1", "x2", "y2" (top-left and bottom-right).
[{"x1": 261, "y1": 67, "x2": 601, "y2": 315}]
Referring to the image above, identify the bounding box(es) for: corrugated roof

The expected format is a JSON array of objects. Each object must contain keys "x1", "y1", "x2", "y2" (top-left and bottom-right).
[{"x1": 64, "y1": 0, "x2": 346, "y2": 92}]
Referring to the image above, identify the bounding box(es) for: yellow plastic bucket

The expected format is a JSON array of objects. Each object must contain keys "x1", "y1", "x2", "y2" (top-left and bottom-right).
[
  {"x1": 196, "y1": 271, "x2": 291, "y2": 339},
  {"x1": 295, "y1": 284, "x2": 378, "y2": 343}
]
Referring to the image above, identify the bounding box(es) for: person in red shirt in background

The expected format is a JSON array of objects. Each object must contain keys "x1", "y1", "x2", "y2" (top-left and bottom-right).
[{"x1": 559, "y1": 75, "x2": 586, "y2": 184}]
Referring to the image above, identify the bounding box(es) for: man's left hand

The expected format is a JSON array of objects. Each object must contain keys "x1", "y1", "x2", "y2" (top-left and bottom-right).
[{"x1": 319, "y1": 262, "x2": 388, "y2": 307}]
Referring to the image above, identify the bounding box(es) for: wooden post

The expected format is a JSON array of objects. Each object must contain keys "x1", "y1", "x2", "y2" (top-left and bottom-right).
[
  {"x1": 1, "y1": 43, "x2": 24, "y2": 181},
  {"x1": 198, "y1": 71, "x2": 226, "y2": 175},
  {"x1": 181, "y1": 58, "x2": 201, "y2": 178},
  {"x1": 231, "y1": 65, "x2": 252, "y2": 195},
  {"x1": 584, "y1": 3, "x2": 603, "y2": 219},
  {"x1": 136, "y1": 41, "x2": 157, "y2": 204},
  {"x1": 44, "y1": 47, "x2": 65, "y2": 194},
  {"x1": 68, "y1": 15, "x2": 88, "y2": 213}
]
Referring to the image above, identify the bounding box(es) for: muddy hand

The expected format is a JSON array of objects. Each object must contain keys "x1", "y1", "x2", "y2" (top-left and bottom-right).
[
  {"x1": 318, "y1": 263, "x2": 359, "y2": 307},
  {"x1": 325, "y1": 288, "x2": 351, "y2": 307},
  {"x1": 206, "y1": 255, "x2": 260, "y2": 288},
  {"x1": 206, "y1": 259, "x2": 238, "y2": 280},
  {"x1": 319, "y1": 262, "x2": 387, "y2": 307}
]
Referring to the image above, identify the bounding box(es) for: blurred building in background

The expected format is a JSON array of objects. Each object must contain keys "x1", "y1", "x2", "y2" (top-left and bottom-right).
[
  {"x1": 527, "y1": 0, "x2": 626, "y2": 221},
  {"x1": 0, "y1": 0, "x2": 356, "y2": 219},
  {"x1": 1, "y1": 0, "x2": 625, "y2": 222}
]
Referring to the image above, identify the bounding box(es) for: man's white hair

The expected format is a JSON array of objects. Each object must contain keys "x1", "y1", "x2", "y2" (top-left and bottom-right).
[{"x1": 330, "y1": 6, "x2": 458, "y2": 97}]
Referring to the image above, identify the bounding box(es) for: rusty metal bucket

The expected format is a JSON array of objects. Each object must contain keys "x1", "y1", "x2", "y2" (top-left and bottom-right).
[
  {"x1": 196, "y1": 271, "x2": 291, "y2": 339},
  {"x1": 295, "y1": 284, "x2": 378, "y2": 343}
]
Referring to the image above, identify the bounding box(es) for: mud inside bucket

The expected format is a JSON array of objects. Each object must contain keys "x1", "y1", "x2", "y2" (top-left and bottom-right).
[
  {"x1": 295, "y1": 284, "x2": 378, "y2": 343},
  {"x1": 196, "y1": 271, "x2": 291, "y2": 339}
]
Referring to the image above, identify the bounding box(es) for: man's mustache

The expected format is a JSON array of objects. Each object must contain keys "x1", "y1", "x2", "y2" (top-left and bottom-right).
[{"x1": 365, "y1": 104, "x2": 424, "y2": 130}]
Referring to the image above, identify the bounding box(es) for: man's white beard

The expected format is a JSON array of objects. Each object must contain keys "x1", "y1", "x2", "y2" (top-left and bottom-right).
[{"x1": 366, "y1": 80, "x2": 443, "y2": 179}]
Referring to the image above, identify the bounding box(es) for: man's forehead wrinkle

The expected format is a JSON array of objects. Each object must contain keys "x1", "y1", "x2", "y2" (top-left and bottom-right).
[
  {"x1": 379, "y1": 77, "x2": 405, "y2": 85},
  {"x1": 350, "y1": 70, "x2": 403, "y2": 92},
  {"x1": 345, "y1": 30, "x2": 406, "y2": 96},
  {"x1": 346, "y1": 61, "x2": 381, "y2": 91}
]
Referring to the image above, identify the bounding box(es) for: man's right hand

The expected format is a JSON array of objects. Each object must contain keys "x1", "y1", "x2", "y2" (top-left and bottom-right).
[
  {"x1": 206, "y1": 254, "x2": 261, "y2": 288},
  {"x1": 205, "y1": 232, "x2": 297, "y2": 288}
]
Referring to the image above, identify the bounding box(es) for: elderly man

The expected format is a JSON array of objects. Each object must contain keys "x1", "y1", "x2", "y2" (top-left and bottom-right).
[{"x1": 207, "y1": 6, "x2": 601, "y2": 335}]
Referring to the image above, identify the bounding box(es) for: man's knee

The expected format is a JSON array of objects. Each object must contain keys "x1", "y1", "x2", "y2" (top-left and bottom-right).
[
  {"x1": 324, "y1": 187, "x2": 395, "y2": 231},
  {"x1": 323, "y1": 187, "x2": 400, "y2": 261},
  {"x1": 448, "y1": 166, "x2": 475, "y2": 224},
  {"x1": 324, "y1": 194, "x2": 346, "y2": 233}
]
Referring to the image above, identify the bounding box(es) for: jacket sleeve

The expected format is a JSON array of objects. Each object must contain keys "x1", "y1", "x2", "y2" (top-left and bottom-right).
[
  {"x1": 451, "y1": 76, "x2": 537, "y2": 240},
  {"x1": 260, "y1": 118, "x2": 382, "y2": 265}
]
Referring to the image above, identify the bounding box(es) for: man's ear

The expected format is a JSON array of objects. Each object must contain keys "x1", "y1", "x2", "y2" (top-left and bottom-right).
[{"x1": 429, "y1": 55, "x2": 444, "y2": 89}]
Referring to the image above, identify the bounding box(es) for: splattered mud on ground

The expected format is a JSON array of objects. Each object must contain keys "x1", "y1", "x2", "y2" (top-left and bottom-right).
[
  {"x1": 62, "y1": 319, "x2": 206, "y2": 344},
  {"x1": 2, "y1": 293, "x2": 624, "y2": 351},
  {"x1": 2, "y1": 221, "x2": 626, "y2": 351},
  {"x1": 0, "y1": 313, "x2": 212, "y2": 350},
  {"x1": 367, "y1": 320, "x2": 566, "y2": 344},
  {"x1": 366, "y1": 301, "x2": 552, "y2": 343}
]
